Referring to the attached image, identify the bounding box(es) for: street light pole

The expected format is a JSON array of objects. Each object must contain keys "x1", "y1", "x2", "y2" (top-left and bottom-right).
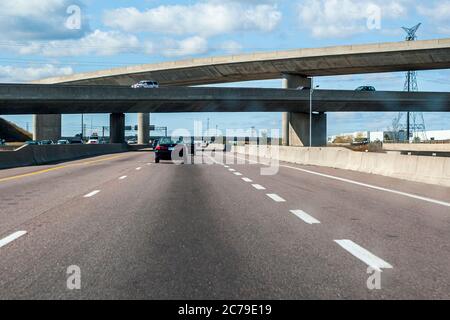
[
  {"x1": 309, "y1": 79, "x2": 319, "y2": 148},
  {"x1": 81, "y1": 114, "x2": 84, "y2": 140},
  {"x1": 309, "y1": 78, "x2": 313, "y2": 148}
]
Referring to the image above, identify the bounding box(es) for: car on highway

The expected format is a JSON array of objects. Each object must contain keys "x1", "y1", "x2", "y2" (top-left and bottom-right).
[
  {"x1": 355, "y1": 86, "x2": 376, "y2": 91},
  {"x1": 131, "y1": 80, "x2": 159, "y2": 89},
  {"x1": 57, "y1": 139, "x2": 70, "y2": 145},
  {"x1": 154, "y1": 137, "x2": 188, "y2": 163},
  {"x1": 127, "y1": 138, "x2": 138, "y2": 145},
  {"x1": 70, "y1": 139, "x2": 84, "y2": 144},
  {"x1": 39, "y1": 140, "x2": 54, "y2": 145},
  {"x1": 87, "y1": 138, "x2": 99, "y2": 144}
]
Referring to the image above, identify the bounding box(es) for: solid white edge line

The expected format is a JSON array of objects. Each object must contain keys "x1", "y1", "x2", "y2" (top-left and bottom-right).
[
  {"x1": 252, "y1": 184, "x2": 266, "y2": 190},
  {"x1": 281, "y1": 164, "x2": 450, "y2": 208},
  {"x1": 335, "y1": 240, "x2": 393, "y2": 272},
  {"x1": 290, "y1": 210, "x2": 321, "y2": 224},
  {"x1": 234, "y1": 155, "x2": 450, "y2": 208},
  {"x1": 84, "y1": 190, "x2": 101, "y2": 198},
  {"x1": 266, "y1": 193, "x2": 286, "y2": 202},
  {"x1": 0, "y1": 231, "x2": 27, "y2": 248}
]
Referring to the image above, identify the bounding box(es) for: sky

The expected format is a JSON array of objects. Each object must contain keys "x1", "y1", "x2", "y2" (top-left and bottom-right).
[{"x1": 1, "y1": 0, "x2": 449, "y2": 137}]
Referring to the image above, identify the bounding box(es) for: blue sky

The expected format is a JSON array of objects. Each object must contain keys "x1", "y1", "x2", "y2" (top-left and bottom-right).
[{"x1": 1, "y1": 0, "x2": 449, "y2": 137}]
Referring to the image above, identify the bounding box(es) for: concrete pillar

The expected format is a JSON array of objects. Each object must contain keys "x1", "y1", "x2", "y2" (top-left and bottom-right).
[
  {"x1": 282, "y1": 75, "x2": 312, "y2": 146},
  {"x1": 33, "y1": 114, "x2": 61, "y2": 141},
  {"x1": 137, "y1": 113, "x2": 150, "y2": 145},
  {"x1": 282, "y1": 112, "x2": 290, "y2": 146},
  {"x1": 281, "y1": 74, "x2": 327, "y2": 147},
  {"x1": 289, "y1": 112, "x2": 327, "y2": 147},
  {"x1": 110, "y1": 113, "x2": 125, "y2": 144}
]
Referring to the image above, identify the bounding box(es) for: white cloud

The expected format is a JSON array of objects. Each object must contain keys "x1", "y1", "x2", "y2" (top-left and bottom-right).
[
  {"x1": 417, "y1": 1, "x2": 450, "y2": 34},
  {"x1": 16, "y1": 30, "x2": 141, "y2": 57},
  {"x1": 297, "y1": 0, "x2": 407, "y2": 38},
  {"x1": 219, "y1": 41, "x2": 243, "y2": 54},
  {"x1": 0, "y1": 64, "x2": 73, "y2": 83},
  {"x1": 103, "y1": 1, "x2": 282, "y2": 37},
  {"x1": 161, "y1": 36, "x2": 209, "y2": 57},
  {"x1": 0, "y1": 0, "x2": 88, "y2": 41}
]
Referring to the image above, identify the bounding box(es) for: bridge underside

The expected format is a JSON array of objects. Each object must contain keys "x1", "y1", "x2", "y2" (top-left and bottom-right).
[
  {"x1": 2, "y1": 84, "x2": 449, "y2": 146},
  {"x1": 1, "y1": 85, "x2": 450, "y2": 115}
]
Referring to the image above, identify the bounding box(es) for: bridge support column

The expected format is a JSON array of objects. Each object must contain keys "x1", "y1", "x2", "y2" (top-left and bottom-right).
[
  {"x1": 33, "y1": 114, "x2": 61, "y2": 141},
  {"x1": 281, "y1": 75, "x2": 327, "y2": 147},
  {"x1": 138, "y1": 113, "x2": 150, "y2": 145},
  {"x1": 110, "y1": 113, "x2": 125, "y2": 144},
  {"x1": 288, "y1": 112, "x2": 327, "y2": 147}
]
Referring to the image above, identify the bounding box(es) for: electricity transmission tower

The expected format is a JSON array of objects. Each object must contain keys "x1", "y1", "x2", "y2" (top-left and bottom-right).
[{"x1": 392, "y1": 23, "x2": 427, "y2": 142}]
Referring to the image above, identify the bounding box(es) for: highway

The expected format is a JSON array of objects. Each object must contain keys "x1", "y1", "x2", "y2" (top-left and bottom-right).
[{"x1": 0, "y1": 150, "x2": 449, "y2": 299}]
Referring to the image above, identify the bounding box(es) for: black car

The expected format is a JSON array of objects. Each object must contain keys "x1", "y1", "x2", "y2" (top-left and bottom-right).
[
  {"x1": 39, "y1": 140, "x2": 54, "y2": 145},
  {"x1": 355, "y1": 86, "x2": 376, "y2": 92},
  {"x1": 154, "y1": 137, "x2": 186, "y2": 163}
]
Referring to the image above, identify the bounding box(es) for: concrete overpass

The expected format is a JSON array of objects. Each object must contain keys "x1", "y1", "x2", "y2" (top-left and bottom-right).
[
  {"x1": 2, "y1": 84, "x2": 450, "y2": 114},
  {"x1": 26, "y1": 37, "x2": 450, "y2": 145},
  {"x1": 2, "y1": 84, "x2": 450, "y2": 145}
]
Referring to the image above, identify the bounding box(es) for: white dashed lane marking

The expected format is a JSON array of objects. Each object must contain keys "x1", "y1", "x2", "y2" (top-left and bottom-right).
[
  {"x1": 242, "y1": 178, "x2": 253, "y2": 183},
  {"x1": 335, "y1": 240, "x2": 393, "y2": 272},
  {"x1": 252, "y1": 184, "x2": 266, "y2": 190},
  {"x1": 0, "y1": 231, "x2": 27, "y2": 249},
  {"x1": 266, "y1": 194, "x2": 286, "y2": 202},
  {"x1": 119, "y1": 176, "x2": 128, "y2": 180},
  {"x1": 233, "y1": 172, "x2": 243, "y2": 176},
  {"x1": 84, "y1": 190, "x2": 101, "y2": 198},
  {"x1": 290, "y1": 210, "x2": 320, "y2": 224},
  {"x1": 136, "y1": 167, "x2": 142, "y2": 171}
]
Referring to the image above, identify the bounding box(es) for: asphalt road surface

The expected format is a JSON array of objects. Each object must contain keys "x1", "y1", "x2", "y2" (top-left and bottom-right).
[{"x1": 0, "y1": 150, "x2": 449, "y2": 300}]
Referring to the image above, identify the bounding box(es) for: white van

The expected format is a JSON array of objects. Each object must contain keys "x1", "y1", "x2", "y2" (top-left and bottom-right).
[{"x1": 131, "y1": 80, "x2": 159, "y2": 89}]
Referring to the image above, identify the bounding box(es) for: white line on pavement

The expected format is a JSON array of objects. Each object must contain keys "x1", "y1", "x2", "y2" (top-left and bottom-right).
[
  {"x1": 228, "y1": 169, "x2": 236, "y2": 172},
  {"x1": 290, "y1": 210, "x2": 321, "y2": 224},
  {"x1": 224, "y1": 166, "x2": 230, "y2": 168},
  {"x1": 0, "y1": 231, "x2": 27, "y2": 249},
  {"x1": 136, "y1": 167, "x2": 142, "y2": 171},
  {"x1": 233, "y1": 172, "x2": 243, "y2": 176},
  {"x1": 234, "y1": 155, "x2": 450, "y2": 208},
  {"x1": 119, "y1": 176, "x2": 128, "y2": 180},
  {"x1": 267, "y1": 194, "x2": 286, "y2": 202},
  {"x1": 84, "y1": 190, "x2": 101, "y2": 198},
  {"x1": 252, "y1": 184, "x2": 266, "y2": 190},
  {"x1": 281, "y1": 164, "x2": 450, "y2": 208},
  {"x1": 242, "y1": 178, "x2": 253, "y2": 183},
  {"x1": 334, "y1": 240, "x2": 393, "y2": 272}
]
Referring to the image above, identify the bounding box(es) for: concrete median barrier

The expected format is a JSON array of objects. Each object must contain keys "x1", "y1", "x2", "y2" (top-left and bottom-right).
[
  {"x1": 231, "y1": 145, "x2": 450, "y2": 187},
  {"x1": 0, "y1": 144, "x2": 129, "y2": 170}
]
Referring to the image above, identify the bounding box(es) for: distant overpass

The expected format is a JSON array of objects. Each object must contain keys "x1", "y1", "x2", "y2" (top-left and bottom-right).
[
  {"x1": 1, "y1": 84, "x2": 450, "y2": 115},
  {"x1": 33, "y1": 38, "x2": 450, "y2": 86}
]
